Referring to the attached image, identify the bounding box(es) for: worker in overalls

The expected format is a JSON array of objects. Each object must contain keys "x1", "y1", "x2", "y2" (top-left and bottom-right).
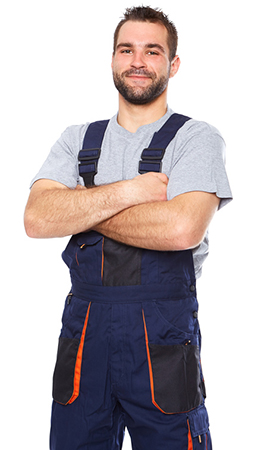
[{"x1": 24, "y1": 6, "x2": 232, "y2": 450}]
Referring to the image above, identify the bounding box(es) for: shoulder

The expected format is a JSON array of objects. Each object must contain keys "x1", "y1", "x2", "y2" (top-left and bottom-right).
[
  {"x1": 178, "y1": 118, "x2": 224, "y2": 141},
  {"x1": 57, "y1": 123, "x2": 90, "y2": 151},
  {"x1": 172, "y1": 117, "x2": 226, "y2": 162}
]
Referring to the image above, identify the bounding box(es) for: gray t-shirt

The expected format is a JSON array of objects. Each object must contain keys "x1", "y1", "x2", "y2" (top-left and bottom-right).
[{"x1": 31, "y1": 107, "x2": 232, "y2": 278}]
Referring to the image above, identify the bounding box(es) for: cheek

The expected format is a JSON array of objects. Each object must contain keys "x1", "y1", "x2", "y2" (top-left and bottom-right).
[{"x1": 112, "y1": 58, "x2": 125, "y2": 75}]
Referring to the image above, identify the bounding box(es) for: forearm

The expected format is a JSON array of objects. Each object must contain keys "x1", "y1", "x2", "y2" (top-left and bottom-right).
[
  {"x1": 95, "y1": 192, "x2": 220, "y2": 251},
  {"x1": 24, "y1": 172, "x2": 168, "y2": 239},
  {"x1": 95, "y1": 201, "x2": 183, "y2": 251},
  {"x1": 25, "y1": 181, "x2": 139, "y2": 238}
]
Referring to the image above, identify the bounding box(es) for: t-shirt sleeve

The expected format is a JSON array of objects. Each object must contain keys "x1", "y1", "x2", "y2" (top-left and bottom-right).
[
  {"x1": 166, "y1": 120, "x2": 233, "y2": 209},
  {"x1": 30, "y1": 124, "x2": 88, "y2": 189}
]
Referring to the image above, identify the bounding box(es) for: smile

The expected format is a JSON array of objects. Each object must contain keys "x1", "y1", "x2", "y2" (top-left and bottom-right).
[{"x1": 127, "y1": 75, "x2": 151, "y2": 81}]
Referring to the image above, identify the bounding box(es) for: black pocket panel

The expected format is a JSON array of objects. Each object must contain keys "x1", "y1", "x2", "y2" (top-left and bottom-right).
[
  {"x1": 52, "y1": 337, "x2": 79, "y2": 405},
  {"x1": 149, "y1": 343, "x2": 202, "y2": 413},
  {"x1": 103, "y1": 238, "x2": 142, "y2": 286}
]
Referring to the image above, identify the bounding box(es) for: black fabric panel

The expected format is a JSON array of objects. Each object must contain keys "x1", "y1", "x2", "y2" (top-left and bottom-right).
[
  {"x1": 103, "y1": 238, "x2": 142, "y2": 286},
  {"x1": 149, "y1": 344, "x2": 202, "y2": 413},
  {"x1": 52, "y1": 337, "x2": 79, "y2": 405}
]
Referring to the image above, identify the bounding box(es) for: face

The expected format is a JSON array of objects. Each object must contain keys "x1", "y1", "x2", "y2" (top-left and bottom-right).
[{"x1": 112, "y1": 21, "x2": 180, "y2": 105}]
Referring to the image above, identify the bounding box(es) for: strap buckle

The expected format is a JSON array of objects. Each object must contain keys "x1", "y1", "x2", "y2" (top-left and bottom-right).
[
  {"x1": 138, "y1": 148, "x2": 166, "y2": 174},
  {"x1": 78, "y1": 148, "x2": 101, "y2": 186},
  {"x1": 78, "y1": 148, "x2": 101, "y2": 162}
]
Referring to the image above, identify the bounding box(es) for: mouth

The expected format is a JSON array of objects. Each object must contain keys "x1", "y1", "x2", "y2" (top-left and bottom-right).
[
  {"x1": 127, "y1": 75, "x2": 151, "y2": 83},
  {"x1": 124, "y1": 70, "x2": 153, "y2": 81}
]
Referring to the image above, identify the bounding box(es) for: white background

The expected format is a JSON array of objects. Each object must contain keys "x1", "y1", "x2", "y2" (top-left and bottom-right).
[{"x1": 1, "y1": 0, "x2": 260, "y2": 448}]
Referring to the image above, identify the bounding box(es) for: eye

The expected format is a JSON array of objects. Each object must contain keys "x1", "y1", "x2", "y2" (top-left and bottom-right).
[{"x1": 121, "y1": 49, "x2": 132, "y2": 54}]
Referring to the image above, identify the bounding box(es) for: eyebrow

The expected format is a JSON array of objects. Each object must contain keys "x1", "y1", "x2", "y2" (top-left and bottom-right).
[
  {"x1": 116, "y1": 42, "x2": 166, "y2": 54},
  {"x1": 146, "y1": 43, "x2": 166, "y2": 54}
]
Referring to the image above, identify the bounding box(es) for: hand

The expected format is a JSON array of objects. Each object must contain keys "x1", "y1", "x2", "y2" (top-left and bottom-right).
[{"x1": 130, "y1": 172, "x2": 169, "y2": 204}]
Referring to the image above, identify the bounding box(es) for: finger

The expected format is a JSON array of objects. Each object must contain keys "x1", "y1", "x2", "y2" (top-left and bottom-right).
[{"x1": 153, "y1": 172, "x2": 169, "y2": 184}]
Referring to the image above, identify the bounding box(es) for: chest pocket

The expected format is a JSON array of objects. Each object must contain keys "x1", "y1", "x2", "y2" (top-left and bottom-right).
[
  {"x1": 102, "y1": 238, "x2": 142, "y2": 286},
  {"x1": 63, "y1": 232, "x2": 104, "y2": 286}
]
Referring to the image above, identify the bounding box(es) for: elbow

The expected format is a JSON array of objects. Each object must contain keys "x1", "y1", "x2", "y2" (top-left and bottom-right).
[
  {"x1": 168, "y1": 223, "x2": 205, "y2": 251},
  {"x1": 24, "y1": 209, "x2": 44, "y2": 238},
  {"x1": 178, "y1": 234, "x2": 203, "y2": 251},
  {"x1": 24, "y1": 212, "x2": 37, "y2": 238}
]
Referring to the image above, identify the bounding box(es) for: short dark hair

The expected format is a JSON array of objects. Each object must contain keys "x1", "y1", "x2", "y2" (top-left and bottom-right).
[{"x1": 113, "y1": 6, "x2": 178, "y2": 61}]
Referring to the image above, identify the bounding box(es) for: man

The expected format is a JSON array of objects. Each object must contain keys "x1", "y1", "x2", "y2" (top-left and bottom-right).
[{"x1": 24, "y1": 6, "x2": 232, "y2": 450}]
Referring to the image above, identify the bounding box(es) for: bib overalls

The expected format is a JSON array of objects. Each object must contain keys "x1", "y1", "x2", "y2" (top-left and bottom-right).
[{"x1": 50, "y1": 114, "x2": 212, "y2": 450}]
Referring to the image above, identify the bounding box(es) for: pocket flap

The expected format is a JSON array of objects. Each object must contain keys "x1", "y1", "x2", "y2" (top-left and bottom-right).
[
  {"x1": 76, "y1": 231, "x2": 103, "y2": 247},
  {"x1": 188, "y1": 405, "x2": 210, "y2": 438}
]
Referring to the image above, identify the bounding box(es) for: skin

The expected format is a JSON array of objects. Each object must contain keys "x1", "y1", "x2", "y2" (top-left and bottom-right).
[
  {"x1": 112, "y1": 21, "x2": 180, "y2": 132},
  {"x1": 24, "y1": 20, "x2": 220, "y2": 249}
]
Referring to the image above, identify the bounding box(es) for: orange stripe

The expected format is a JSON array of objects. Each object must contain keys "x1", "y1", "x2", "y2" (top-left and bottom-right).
[
  {"x1": 68, "y1": 302, "x2": 91, "y2": 404},
  {"x1": 187, "y1": 420, "x2": 193, "y2": 450},
  {"x1": 75, "y1": 252, "x2": 79, "y2": 266},
  {"x1": 101, "y1": 237, "x2": 104, "y2": 281},
  {"x1": 142, "y1": 309, "x2": 173, "y2": 415}
]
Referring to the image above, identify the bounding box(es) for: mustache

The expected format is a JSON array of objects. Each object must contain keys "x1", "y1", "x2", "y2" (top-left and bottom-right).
[{"x1": 122, "y1": 69, "x2": 155, "y2": 78}]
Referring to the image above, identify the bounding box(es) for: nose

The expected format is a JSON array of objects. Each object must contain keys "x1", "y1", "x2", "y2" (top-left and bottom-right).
[{"x1": 130, "y1": 50, "x2": 146, "y2": 69}]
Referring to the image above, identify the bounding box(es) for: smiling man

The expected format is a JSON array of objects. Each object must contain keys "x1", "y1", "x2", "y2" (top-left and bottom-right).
[
  {"x1": 113, "y1": 20, "x2": 176, "y2": 106},
  {"x1": 24, "y1": 6, "x2": 232, "y2": 450}
]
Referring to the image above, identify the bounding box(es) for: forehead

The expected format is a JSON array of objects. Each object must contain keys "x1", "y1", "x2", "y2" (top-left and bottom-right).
[{"x1": 117, "y1": 20, "x2": 169, "y2": 50}]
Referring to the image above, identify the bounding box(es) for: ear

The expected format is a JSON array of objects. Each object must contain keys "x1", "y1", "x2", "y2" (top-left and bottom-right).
[{"x1": 169, "y1": 56, "x2": 180, "y2": 79}]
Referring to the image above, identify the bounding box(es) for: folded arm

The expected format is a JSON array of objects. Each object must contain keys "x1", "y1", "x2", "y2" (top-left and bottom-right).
[
  {"x1": 24, "y1": 172, "x2": 168, "y2": 238},
  {"x1": 94, "y1": 191, "x2": 220, "y2": 251}
]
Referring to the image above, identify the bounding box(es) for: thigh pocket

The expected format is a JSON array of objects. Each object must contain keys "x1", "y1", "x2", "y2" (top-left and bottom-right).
[
  {"x1": 52, "y1": 302, "x2": 91, "y2": 405},
  {"x1": 188, "y1": 405, "x2": 211, "y2": 449},
  {"x1": 142, "y1": 310, "x2": 203, "y2": 414}
]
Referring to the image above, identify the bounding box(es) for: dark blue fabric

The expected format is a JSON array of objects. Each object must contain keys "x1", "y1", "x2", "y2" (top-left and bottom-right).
[
  {"x1": 50, "y1": 236, "x2": 212, "y2": 449},
  {"x1": 82, "y1": 120, "x2": 109, "y2": 149},
  {"x1": 138, "y1": 113, "x2": 191, "y2": 174},
  {"x1": 79, "y1": 162, "x2": 96, "y2": 174},
  {"x1": 148, "y1": 113, "x2": 191, "y2": 149},
  {"x1": 50, "y1": 113, "x2": 213, "y2": 450},
  {"x1": 79, "y1": 120, "x2": 109, "y2": 186},
  {"x1": 50, "y1": 292, "x2": 211, "y2": 450}
]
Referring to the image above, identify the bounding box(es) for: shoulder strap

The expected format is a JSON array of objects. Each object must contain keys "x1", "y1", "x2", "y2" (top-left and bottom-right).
[
  {"x1": 78, "y1": 120, "x2": 109, "y2": 187},
  {"x1": 138, "y1": 113, "x2": 191, "y2": 174},
  {"x1": 78, "y1": 113, "x2": 191, "y2": 186}
]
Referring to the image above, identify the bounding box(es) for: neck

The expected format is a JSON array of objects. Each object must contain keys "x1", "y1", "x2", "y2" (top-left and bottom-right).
[{"x1": 117, "y1": 93, "x2": 168, "y2": 133}]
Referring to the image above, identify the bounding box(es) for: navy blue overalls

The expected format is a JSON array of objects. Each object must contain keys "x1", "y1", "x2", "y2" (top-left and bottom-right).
[{"x1": 50, "y1": 114, "x2": 212, "y2": 450}]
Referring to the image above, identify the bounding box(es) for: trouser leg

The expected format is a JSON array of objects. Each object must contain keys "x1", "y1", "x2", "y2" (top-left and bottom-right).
[{"x1": 50, "y1": 298, "x2": 125, "y2": 450}]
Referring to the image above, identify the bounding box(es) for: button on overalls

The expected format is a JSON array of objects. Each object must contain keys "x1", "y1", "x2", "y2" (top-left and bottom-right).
[{"x1": 50, "y1": 114, "x2": 212, "y2": 450}]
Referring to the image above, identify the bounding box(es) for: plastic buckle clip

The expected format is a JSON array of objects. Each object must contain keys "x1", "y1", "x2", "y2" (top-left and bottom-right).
[
  {"x1": 78, "y1": 148, "x2": 101, "y2": 162},
  {"x1": 138, "y1": 148, "x2": 166, "y2": 174},
  {"x1": 140, "y1": 148, "x2": 165, "y2": 160}
]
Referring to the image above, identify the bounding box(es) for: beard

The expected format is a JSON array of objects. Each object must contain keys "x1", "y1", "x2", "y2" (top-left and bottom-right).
[{"x1": 113, "y1": 68, "x2": 170, "y2": 105}]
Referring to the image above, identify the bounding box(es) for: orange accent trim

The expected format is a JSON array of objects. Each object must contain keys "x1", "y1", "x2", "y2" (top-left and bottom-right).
[
  {"x1": 75, "y1": 252, "x2": 79, "y2": 266},
  {"x1": 101, "y1": 238, "x2": 104, "y2": 281},
  {"x1": 142, "y1": 309, "x2": 173, "y2": 415},
  {"x1": 68, "y1": 302, "x2": 91, "y2": 404},
  {"x1": 187, "y1": 420, "x2": 193, "y2": 450}
]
